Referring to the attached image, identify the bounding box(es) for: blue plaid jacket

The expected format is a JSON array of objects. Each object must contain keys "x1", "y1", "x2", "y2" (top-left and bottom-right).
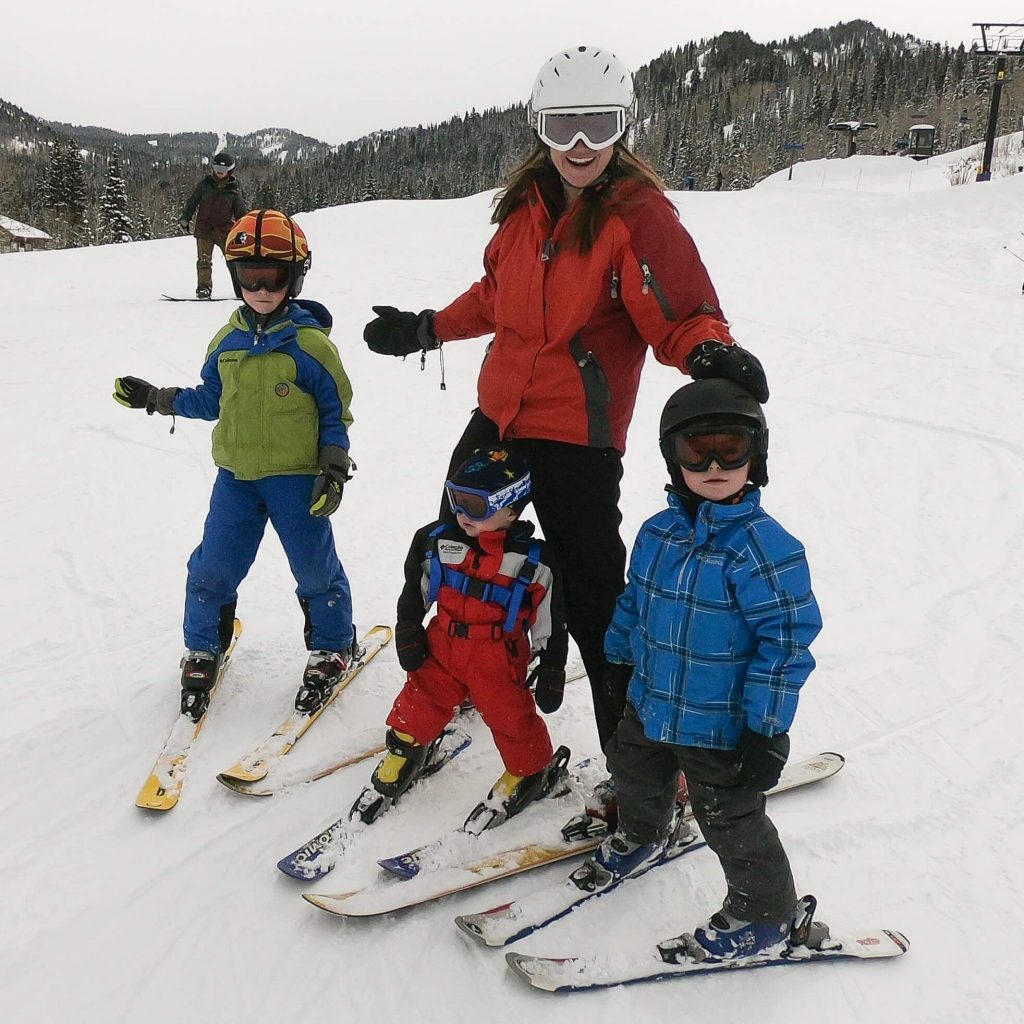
[{"x1": 606, "y1": 489, "x2": 821, "y2": 749}]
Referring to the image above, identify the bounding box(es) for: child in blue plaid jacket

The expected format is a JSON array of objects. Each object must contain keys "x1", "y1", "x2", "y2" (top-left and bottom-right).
[{"x1": 583, "y1": 378, "x2": 822, "y2": 963}]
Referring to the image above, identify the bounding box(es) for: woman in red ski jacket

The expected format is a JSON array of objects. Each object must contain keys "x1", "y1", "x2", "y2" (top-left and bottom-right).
[{"x1": 363, "y1": 46, "x2": 768, "y2": 747}]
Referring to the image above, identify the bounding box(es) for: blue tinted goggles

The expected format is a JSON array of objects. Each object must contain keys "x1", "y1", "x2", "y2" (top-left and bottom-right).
[{"x1": 445, "y1": 474, "x2": 531, "y2": 520}]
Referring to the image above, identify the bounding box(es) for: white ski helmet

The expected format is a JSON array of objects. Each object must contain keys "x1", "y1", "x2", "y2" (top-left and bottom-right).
[{"x1": 530, "y1": 46, "x2": 635, "y2": 117}]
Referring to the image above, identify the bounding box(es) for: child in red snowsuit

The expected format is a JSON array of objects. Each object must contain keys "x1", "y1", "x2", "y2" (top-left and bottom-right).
[{"x1": 351, "y1": 448, "x2": 569, "y2": 830}]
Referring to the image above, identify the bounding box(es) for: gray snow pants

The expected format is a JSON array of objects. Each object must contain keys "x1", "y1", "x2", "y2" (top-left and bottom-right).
[{"x1": 605, "y1": 702, "x2": 797, "y2": 922}]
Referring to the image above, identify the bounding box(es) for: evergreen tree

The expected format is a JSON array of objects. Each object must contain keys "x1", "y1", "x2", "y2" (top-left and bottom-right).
[{"x1": 99, "y1": 151, "x2": 134, "y2": 243}]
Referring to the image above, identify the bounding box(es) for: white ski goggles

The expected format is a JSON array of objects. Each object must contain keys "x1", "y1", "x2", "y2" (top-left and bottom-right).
[{"x1": 535, "y1": 107, "x2": 627, "y2": 152}]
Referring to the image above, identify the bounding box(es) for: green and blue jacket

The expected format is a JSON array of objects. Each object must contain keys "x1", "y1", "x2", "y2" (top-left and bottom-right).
[{"x1": 173, "y1": 299, "x2": 352, "y2": 481}]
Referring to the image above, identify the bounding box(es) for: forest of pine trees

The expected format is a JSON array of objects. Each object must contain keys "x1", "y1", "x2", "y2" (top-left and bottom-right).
[{"x1": 1, "y1": 23, "x2": 1019, "y2": 251}]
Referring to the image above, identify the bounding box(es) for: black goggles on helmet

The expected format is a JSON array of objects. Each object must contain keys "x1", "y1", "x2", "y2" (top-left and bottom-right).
[
  {"x1": 444, "y1": 474, "x2": 531, "y2": 521},
  {"x1": 668, "y1": 425, "x2": 758, "y2": 472},
  {"x1": 535, "y1": 107, "x2": 626, "y2": 152},
  {"x1": 234, "y1": 263, "x2": 291, "y2": 292}
]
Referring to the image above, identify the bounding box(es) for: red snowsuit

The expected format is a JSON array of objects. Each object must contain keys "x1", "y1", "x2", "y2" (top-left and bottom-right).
[{"x1": 387, "y1": 519, "x2": 567, "y2": 777}]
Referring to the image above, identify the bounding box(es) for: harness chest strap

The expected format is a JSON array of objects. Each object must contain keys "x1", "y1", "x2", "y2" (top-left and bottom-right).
[{"x1": 426, "y1": 527, "x2": 542, "y2": 635}]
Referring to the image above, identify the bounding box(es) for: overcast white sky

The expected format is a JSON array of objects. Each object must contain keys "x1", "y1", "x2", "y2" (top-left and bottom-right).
[{"x1": 3, "y1": 2, "x2": 996, "y2": 145}]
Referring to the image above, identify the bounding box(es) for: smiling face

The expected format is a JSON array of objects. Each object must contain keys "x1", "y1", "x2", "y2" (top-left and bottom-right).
[
  {"x1": 680, "y1": 460, "x2": 751, "y2": 502},
  {"x1": 549, "y1": 141, "x2": 614, "y2": 196}
]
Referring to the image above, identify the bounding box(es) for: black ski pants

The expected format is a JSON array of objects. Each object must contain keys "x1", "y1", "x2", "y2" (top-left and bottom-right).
[
  {"x1": 607, "y1": 703, "x2": 798, "y2": 922},
  {"x1": 442, "y1": 409, "x2": 630, "y2": 747}
]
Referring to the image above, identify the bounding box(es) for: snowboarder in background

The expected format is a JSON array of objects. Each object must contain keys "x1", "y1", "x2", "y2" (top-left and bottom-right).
[
  {"x1": 350, "y1": 447, "x2": 570, "y2": 831},
  {"x1": 179, "y1": 152, "x2": 246, "y2": 299},
  {"x1": 113, "y1": 209, "x2": 358, "y2": 722},
  {"x1": 580, "y1": 378, "x2": 822, "y2": 963},
  {"x1": 362, "y1": 45, "x2": 769, "y2": 751}
]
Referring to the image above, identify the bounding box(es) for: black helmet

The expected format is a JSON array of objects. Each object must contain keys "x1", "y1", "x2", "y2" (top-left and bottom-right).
[
  {"x1": 212, "y1": 152, "x2": 235, "y2": 171},
  {"x1": 446, "y1": 447, "x2": 531, "y2": 517},
  {"x1": 659, "y1": 378, "x2": 768, "y2": 489}
]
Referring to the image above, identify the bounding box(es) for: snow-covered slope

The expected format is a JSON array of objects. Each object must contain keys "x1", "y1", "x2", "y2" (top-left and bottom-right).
[{"x1": 3, "y1": 144, "x2": 1024, "y2": 1023}]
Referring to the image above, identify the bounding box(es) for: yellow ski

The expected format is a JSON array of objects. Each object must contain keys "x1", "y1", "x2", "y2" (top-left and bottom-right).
[
  {"x1": 216, "y1": 624, "x2": 393, "y2": 792},
  {"x1": 136, "y1": 618, "x2": 243, "y2": 812}
]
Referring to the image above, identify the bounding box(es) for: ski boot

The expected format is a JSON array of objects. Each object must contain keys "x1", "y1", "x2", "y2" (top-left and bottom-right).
[
  {"x1": 179, "y1": 650, "x2": 219, "y2": 722},
  {"x1": 463, "y1": 746, "x2": 571, "y2": 835},
  {"x1": 195, "y1": 285, "x2": 212, "y2": 299},
  {"x1": 295, "y1": 648, "x2": 352, "y2": 714},
  {"x1": 658, "y1": 911, "x2": 792, "y2": 965},
  {"x1": 349, "y1": 729, "x2": 437, "y2": 825},
  {"x1": 570, "y1": 811, "x2": 695, "y2": 893}
]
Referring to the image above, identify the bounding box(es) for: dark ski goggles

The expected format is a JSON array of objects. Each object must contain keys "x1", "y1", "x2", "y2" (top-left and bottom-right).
[
  {"x1": 536, "y1": 107, "x2": 626, "y2": 152},
  {"x1": 668, "y1": 426, "x2": 758, "y2": 472},
  {"x1": 234, "y1": 263, "x2": 290, "y2": 292},
  {"x1": 445, "y1": 474, "x2": 531, "y2": 521}
]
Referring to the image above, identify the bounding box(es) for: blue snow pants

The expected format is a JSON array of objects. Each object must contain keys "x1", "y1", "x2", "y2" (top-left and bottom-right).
[{"x1": 183, "y1": 468, "x2": 353, "y2": 653}]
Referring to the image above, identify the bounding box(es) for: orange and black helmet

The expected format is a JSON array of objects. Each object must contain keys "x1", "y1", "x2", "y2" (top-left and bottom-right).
[{"x1": 225, "y1": 209, "x2": 312, "y2": 298}]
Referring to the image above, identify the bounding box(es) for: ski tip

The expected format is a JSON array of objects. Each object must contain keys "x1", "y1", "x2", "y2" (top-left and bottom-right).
[
  {"x1": 454, "y1": 914, "x2": 489, "y2": 944},
  {"x1": 377, "y1": 855, "x2": 420, "y2": 879},
  {"x1": 216, "y1": 773, "x2": 273, "y2": 797},
  {"x1": 504, "y1": 953, "x2": 565, "y2": 991},
  {"x1": 302, "y1": 891, "x2": 358, "y2": 915}
]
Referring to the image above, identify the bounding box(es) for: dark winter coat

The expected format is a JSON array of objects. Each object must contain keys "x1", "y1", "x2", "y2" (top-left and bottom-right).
[
  {"x1": 181, "y1": 173, "x2": 246, "y2": 237},
  {"x1": 432, "y1": 178, "x2": 733, "y2": 453}
]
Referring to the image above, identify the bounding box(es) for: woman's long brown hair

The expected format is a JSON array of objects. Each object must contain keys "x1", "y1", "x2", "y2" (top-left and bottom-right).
[{"x1": 491, "y1": 140, "x2": 668, "y2": 253}]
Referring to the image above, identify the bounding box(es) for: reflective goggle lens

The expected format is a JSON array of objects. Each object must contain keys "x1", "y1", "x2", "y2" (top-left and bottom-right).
[
  {"x1": 235, "y1": 264, "x2": 290, "y2": 292},
  {"x1": 537, "y1": 109, "x2": 625, "y2": 151},
  {"x1": 445, "y1": 486, "x2": 492, "y2": 520},
  {"x1": 671, "y1": 427, "x2": 756, "y2": 472}
]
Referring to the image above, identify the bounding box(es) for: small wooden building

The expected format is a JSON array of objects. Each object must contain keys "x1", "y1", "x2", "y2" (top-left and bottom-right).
[{"x1": 0, "y1": 216, "x2": 51, "y2": 253}]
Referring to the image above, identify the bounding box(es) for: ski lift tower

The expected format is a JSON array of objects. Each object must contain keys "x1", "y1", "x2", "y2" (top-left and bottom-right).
[{"x1": 974, "y1": 22, "x2": 1024, "y2": 181}]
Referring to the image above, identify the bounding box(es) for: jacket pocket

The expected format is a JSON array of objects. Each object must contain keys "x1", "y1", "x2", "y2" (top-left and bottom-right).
[{"x1": 568, "y1": 335, "x2": 612, "y2": 449}]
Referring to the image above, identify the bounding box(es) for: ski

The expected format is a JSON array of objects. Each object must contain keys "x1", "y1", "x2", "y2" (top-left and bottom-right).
[
  {"x1": 136, "y1": 618, "x2": 243, "y2": 812},
  {"x1": 278, "y1": 723, "x2": 472, "y2": 881},
  {"x1": 216, "y1": 625, "x2": 392, "y2": 793},
  {"x1": 160, "y1": 294, "x2": 234, "y2": 302},
  {"x1": 304, "y1": 753, "x2": 844, "y2": 919},
  {"x1": 381, "y1": 751, "x2": 844, "y2": 881},
  {"x1": 455, "y1": 818, "x2": 704, "y2": 947},
  {"x1": 505, "y1": 921, "x2": 909, "y2": 992},
  {"x1": 217, "y1": 659, "x2": 584, "y2": 798}
]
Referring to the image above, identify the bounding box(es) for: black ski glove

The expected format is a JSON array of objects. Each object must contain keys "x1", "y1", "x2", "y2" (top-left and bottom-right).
[
  {"x1": 529, "y1": 663, "x2": 566, "y2": 714},
  {"x1": 395, "y1": 620, "x2": 428, "y2": 672},
  {"x1": 363, "y1": 305, "x2": 439, "y2": 357},
  {"x1": 113, "y1": 376, "x2": 179, "y2": 415},
  {"x1": 685, "y1": 341, "x2": 769, "y2": 403},
  {"x1": 735, "y1": 727, "x2": 790, "y2": 790},
  {"x1": 309, "y1": 445, "x2": 354, "y2": 517}
]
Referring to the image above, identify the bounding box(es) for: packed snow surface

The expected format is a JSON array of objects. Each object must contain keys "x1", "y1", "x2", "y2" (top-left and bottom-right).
[{"x1": 3, "y1": 145, "x2": 1023, "y2": 1023}]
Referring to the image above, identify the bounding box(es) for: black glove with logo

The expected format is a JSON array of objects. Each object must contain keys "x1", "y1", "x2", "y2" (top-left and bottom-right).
[
  {"x1": 363, "y1": 306, "x2": 439, "y2": 356},
  {"x1": 395, "y1": 620, "x2": 428, "y2": 672},
  {"x1": 685, "y1": 341, "x2": 769, "y2": 403},
  {"x1": 529, "y1": 663, "x2": 566, "y2": 714},
  {"x1": 309, "y1": 446, "x2": 354, "y2": 517},
  {"x1": 735, "y1": 727, "x2": 790, "y2": 790},
  {"x1": 113, "y1": 376, "x2": 179, "y2": 415}
]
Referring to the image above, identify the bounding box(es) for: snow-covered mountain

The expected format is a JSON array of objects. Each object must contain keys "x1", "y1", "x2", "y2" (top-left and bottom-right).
[{"x1": 3, "y1": 143, "x2": 1023, "y2": 1023}]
